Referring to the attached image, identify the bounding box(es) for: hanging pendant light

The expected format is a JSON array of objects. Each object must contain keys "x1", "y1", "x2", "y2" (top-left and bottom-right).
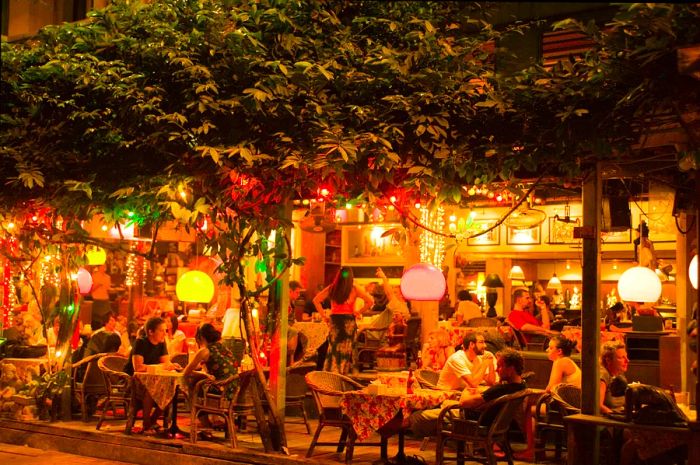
[
  {"x1": 176, "y1": 270, "x2": 215, "y2": 303},
  {"x1": 546, "y1": 272, "x2": 563, "y2": 291},
  {"x1": 508, "y1": 265, "x2": 526, "y2": 286},
  {"x1": 618, "y1": 265, "x2": 662, "y2": 303},
  {"x1": 400, "y1": 263, "x2": 446, "y2": 301},
  {"x1": 76, "y1": 267, "x2": 93, "y2": 295},
  {"x1": 86, "y1": 246, "x2": 107, "y2": 265},
  {"x1": 690, "y1": 254, "x2": 698, "y2": 290}
]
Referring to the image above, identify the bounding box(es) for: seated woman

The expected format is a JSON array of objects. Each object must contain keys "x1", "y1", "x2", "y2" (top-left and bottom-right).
[
  {"x1": 600, "y1": 341, "x2": 629, "y2": 414},
  {"x1": 163, "y1": 313, "x2": 187, "y2": 356},
  {"x1": 421, "y1": 329, "x2": 454, "y2": 371},
  {"x1": 454, "y1": 290, "x2": 483, "y2": 326},
  {"x1": 517, "y1": 334, "x2": 581, "y2": 460},
  {"x1": 182, "y1": 323, "x2": 239, "y2": 431},
  {"x1": 124, "y1": 316, "x2": 180, "y2": 434}
]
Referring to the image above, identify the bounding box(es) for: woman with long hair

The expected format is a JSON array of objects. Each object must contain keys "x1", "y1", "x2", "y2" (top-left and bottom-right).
[
  {"x1": 517, "y1": 334, "x2": 582, "y2": 461},
  {"x1": 313, "y1": 267, "x2": 373, "y2": 374},
  {"x1": 182, "y1": 323, "x2": 239, "y2": 432}
]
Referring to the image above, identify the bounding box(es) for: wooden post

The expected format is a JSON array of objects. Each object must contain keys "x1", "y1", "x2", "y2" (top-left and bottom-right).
[
  {"x1": 269, "y1": 202, "x2": 291, "y2": 427},
  {"x1": 579, "y1": 164, "x2": 602, "y2": 463}
]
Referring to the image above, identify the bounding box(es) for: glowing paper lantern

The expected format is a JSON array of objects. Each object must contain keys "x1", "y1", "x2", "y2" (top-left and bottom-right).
[
  {"x1": 690, "y1": 254, "x2": 698, "y2": 290},
  {"x1": 176, "y1": 270, "x2": 215, "y2": 303},
  {"x1": 400, "y1": 263, "x2": 446, "y2": 301},
  {"x1": 86, "y1": 247, "x2": 107, "y2": 265},
  {"x1": 76, "y1": 268, "x2": 93, "y2": 295},
  {"x1": 618, "y1": 266, "x2": 662, "y2": 303}
]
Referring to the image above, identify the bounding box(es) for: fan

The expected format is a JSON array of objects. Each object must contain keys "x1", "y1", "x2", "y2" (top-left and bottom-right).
[
  {"x1": 505, "y1": 202, "x2": 547, "y2": 230},
  {"x1": 299, "y1": 205, "x2": 336, "y2": 233}
]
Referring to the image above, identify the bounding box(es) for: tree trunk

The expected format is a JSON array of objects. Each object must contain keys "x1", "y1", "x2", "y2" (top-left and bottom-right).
[{"x1": 239, "y1": 288, "x2": 287, "y2": 452}]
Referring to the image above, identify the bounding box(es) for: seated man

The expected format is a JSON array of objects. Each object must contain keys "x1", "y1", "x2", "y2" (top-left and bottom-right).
[
  {"x1": 436, "y1": 332, "x2": 497, "y2": 391},
  {"x1": 83, "y1": 314, "x2": 121, "y2": 357},
  {"x1": 408, "y1": 348, "x2": 526, "y2": 437},
  {"x1": 507, "y1": 289, "x2": 557, "y2": 345}
]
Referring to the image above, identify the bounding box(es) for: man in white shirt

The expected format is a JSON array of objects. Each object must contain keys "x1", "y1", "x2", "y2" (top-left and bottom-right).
[{"x1": 436, "y1": 332, "x2": 497, "y2": 390}]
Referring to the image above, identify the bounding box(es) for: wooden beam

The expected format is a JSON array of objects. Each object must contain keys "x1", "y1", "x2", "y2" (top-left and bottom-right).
[{"x1": 579, "y1": 164, "x2": 602, "y2": 463}]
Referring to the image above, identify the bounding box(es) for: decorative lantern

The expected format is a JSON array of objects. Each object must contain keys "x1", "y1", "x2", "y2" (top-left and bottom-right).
[
  {"x1": 76, "y1": 267, "x2": 93, "y2": 295},
  {"x1": 176, "y1": 270, "x2": 215, "y2": 303},
  {"x1": 689, "y1": 254, "x2": 698, "y2": 290},
  {"x1": 400, "y1": 263, "x2": 446, "y2": 301},
  {"x1": 617, "y1": 266, "x2": 662, "y2": 303},
  {"x1": 86, "y1": 246, "x2": 107, "y2": 265}
]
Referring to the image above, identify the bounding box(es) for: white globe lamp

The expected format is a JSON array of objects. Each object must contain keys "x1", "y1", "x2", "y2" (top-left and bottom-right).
[{"x1": 617, "y1": 266, "x2": 662, "y2": 303}]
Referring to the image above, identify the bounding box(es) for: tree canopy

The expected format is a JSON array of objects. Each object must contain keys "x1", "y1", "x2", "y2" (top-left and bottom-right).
[{"x1": 1, "y1": 0, "x2": 698, "y2": 249}]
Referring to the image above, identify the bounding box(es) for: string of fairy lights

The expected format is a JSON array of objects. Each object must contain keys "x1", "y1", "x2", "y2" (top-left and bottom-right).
[{"x1": 419, "y1": 205, "x2": 446, "y2": 268}]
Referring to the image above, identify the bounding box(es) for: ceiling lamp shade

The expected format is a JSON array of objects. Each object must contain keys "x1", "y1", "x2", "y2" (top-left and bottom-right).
[
  {"x1": 546, "y1": 273, "x2": 563, "y2": 291},
  {"x1": 76, "y1": 268, "x2": 93, "y2": 295},
  {"x1": 86, "y1": 246, "x2": 107, "y2": 265},
  {"x1": 690, "y1": 254, "x2": 698, "y2": 290},
  {"x1": 400, "y1": 263, "x2": 446, "y2": 301},
  {"x1": 176, "y1": 270, "x2": 215, "y2": 303},
  {"x1": 508, "y1": 265, "x2": 526, "y2": 282},
  {"x1": 618, "y1": 266, "x2": 662, "y2": 303},
  {"x1": 482, "y1": 273, "x2": 504, "y2": 288}
]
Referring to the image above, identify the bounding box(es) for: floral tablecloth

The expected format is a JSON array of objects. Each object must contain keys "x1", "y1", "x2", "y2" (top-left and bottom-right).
[
  {"x1": 341, "y1": 388, "x2": 459, "y2": 440},
  {"x1": 134, "y1": 371, "x2": 187, "y2": 410},
  {"x1": 294, "y1": 322, "x2": 329, "y2": 359}
]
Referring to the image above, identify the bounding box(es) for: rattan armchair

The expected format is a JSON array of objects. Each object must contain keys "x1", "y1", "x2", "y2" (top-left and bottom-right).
[
  {"x1": 95, "y1": 355, "x2": 130, "y2": 430},
  {"x1": 534, "y1": 383, "x2": 581, "y2": 462},
  {"x1": 436, "y1": 388, "x2": 544, "y2": 465},
  {"x1": 305, "y1": 370, "x2": 382, "y2": 463},
  {"x1": 356, "y1": 326, "x2": 389, "y2": 371},
  {"x1": 72, "y1": 353, "x2": 107, "y2": 422},
  {"x1": 415, "y1": 368, "x2": 441, "y2": 390},
  {"x1": 190, "y1": 369, "x2": 256, "y2": 448}
]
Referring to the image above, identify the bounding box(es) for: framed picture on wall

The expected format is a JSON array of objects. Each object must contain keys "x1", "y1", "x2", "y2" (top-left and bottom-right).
[
  {"x1": 548, "y1": 217, "x2": 581, "y2": 244},
  {"x1": 466, "y1": 221, "x2": 500, "y2": 246},
  {"x1": 506, "y1": 226, "x2": 541, "y2": 245},
  {"x1": 601, "y1": 229, "x2": 631, "y2": 244}
]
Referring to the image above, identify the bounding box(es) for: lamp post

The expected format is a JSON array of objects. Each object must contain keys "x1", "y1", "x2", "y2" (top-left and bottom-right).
[{"x1": 482, "y1": 273, "x2": 504, "y2": 318}]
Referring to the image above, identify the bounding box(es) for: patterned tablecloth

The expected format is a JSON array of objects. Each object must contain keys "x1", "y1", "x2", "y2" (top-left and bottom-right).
[
  {"x1": 134, "y1": 371, "x2": 187, "y2": 410},
  {"x1": 341, "y1": 388, "x2": 459, "y2": 440},
  {"x1": 293, "y1": 322, "x2": 329, "y2": 359}
]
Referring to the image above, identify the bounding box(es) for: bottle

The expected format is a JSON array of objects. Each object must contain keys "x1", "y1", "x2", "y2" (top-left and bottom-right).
[
  {"x1": 416, "y1": 351, "x2": 423, "y2": 369},
  {"x1": 406, "y1": 369, "x2": 414, "y2": 395}
]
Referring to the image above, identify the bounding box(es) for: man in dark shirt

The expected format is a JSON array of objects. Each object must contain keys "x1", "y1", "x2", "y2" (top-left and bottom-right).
[
  {"x1": 459, "y1": 348, "x2": 526, "y2": 423},
  {"x1": 123, "y1": 317, "x2": 178, "y2": 434},
  {"x1": 408, "y1": 348, "x2": 526, "y2": 437}
]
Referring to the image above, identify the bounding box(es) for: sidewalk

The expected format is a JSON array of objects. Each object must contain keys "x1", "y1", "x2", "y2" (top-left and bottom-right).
[{"x1": 1, "y1": 443, "x2": 135, "y2": 465}]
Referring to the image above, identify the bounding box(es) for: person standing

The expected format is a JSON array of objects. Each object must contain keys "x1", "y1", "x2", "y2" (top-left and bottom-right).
[
  {"x1": 313, "y1": 267, "x2": 373, "y2": 374},
  {"x1": 436, "y1": 332, "x2": 497, "y2": 391},
  {"x1": 90, "y1": 264, "x2": 112, "y2": 329}
]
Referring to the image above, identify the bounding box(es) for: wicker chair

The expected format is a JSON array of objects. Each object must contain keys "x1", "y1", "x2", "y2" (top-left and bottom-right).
[
  {"x1": 534, "y1": 383, "x2": 581, "y2": 462},
  {"x1": 190, "y1": 369, "x2": 256, "y2": 448},
  {"x1": 72, "y1": 353, "x2": 107, "y2": 422},
  {"x1": 261, "y1": 362, "x2": 315, "y2": 434},
  {"x1": 415, "y1": 368, "x2": 441, "y2": 390},
  {"x1": 436, "y1": 388, "x2": 544, "y2": 465},
  {"x1": 356, "y1": 326, "x2": 389, "y2": 371},
  {"x1": 95, "y1": 355, "x2": 130, "y2": 430},
  {"x1": 305, "y1": 371, "x2": 382, "y2": 463}
]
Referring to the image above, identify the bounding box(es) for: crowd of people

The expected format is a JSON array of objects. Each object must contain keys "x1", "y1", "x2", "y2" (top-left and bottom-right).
[{"x1": 37, "y1": 260, "x2": 691, "y2": 464}]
